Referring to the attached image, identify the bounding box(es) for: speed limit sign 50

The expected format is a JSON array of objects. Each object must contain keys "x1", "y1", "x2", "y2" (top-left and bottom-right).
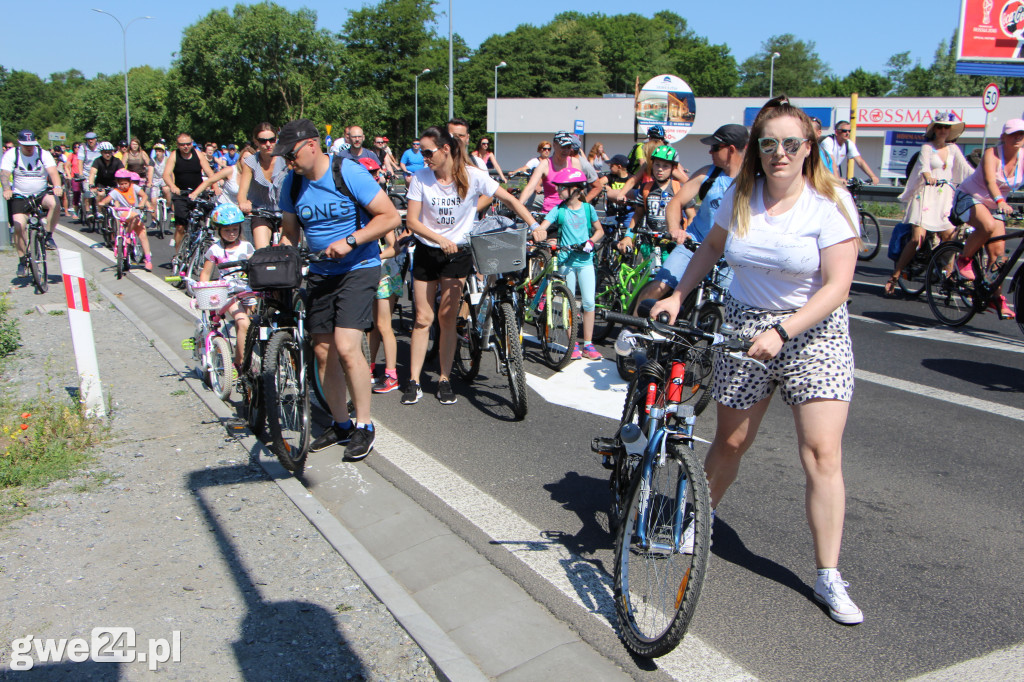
[{"x1": 983, "y1": 83, "x2": 1000, "y2": 113}]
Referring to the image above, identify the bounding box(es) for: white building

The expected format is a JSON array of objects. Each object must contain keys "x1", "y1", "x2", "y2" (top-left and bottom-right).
[{"x1": 487, "y1": 95, "x2": 1024, "y2": 184}]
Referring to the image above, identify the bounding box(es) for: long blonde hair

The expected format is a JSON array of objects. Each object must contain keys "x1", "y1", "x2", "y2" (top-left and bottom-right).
[{"x1": 730, "y1": 95, "x2": 858, "y2": 241}]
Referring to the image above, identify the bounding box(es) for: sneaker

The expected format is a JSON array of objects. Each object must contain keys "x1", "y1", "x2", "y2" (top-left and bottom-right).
[
  {"x1": 583, "y1": 343, "x2": 602, "y2": 360},
  {"x1": 372, "y1": 374, "x2": 400, "y2": 394},
  {"x1": 45, "y1": 235, "x2": 58, "y2": 250},
  {"x1": 310, "y1": 421, "x2": 354, "y2": 452},
  {"x1": 436, "y1": 379, "x2": 457, "y2": 405},
  {"x1": 401, "y1": 381, "x2": 423, "y2": 405},
  {"x1": 16, "y1": 258, "x2": 27, "y2": 277},
  {"x1": 143, "y1": 256, "x2": 153, "y2": 272},
  {"x1": 954, "y1": 255, "x2": 975, "y2": 281},
  {"x1": 571, "y1": 343, "x2": 583, "y2": 360},
  {"x1": 813, "y1": 569, "x2": 864, "y2": 625},
  {"x1": 344, "y1": 423, "x2": 375, "y2": 461},
  {"x1": 680, "y1": 509, "x2": 714, "y2": 555}
]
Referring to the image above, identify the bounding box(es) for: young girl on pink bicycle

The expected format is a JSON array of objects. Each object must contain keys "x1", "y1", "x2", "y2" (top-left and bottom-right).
[
  {"x1": 97, "y1": 168, "x2": 153, "y2": 271},
  {"x1": 199, "y1": 204, "x2": 255, "y2": 367}
]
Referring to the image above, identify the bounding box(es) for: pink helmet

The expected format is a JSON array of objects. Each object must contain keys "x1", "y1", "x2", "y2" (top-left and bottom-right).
[
  {"x1": 114, "y1": 168, "x2": 133, "y2": 179},
  {"x1": 129, "y1": 171, "x2": 142, "y2": 183},
  {"x1": 550, "y1": 167, "x2": 587, "y2": 186}
]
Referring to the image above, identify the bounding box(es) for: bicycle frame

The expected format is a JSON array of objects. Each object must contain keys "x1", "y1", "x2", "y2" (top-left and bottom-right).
[{"x1": 976, "y1": 230, "x2": 1024, "y2": 297}]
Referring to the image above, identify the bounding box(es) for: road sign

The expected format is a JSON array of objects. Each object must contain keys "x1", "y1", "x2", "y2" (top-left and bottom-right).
[
  {"x1": 325, "y1": 124, "x2": 333, "y2": 136},
  {"x1": 574, "y1": 120, "x2": 584, "y2": 135},
  {"x1": 48, "y1": 132, "x2": 66, "y2": 142},
  {"x1": 983, "y1": 83, "x2": 1000, "y2": 113}
]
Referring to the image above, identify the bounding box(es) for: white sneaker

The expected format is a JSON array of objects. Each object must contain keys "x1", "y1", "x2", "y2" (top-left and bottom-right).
[
  {"x1": 814, "y1": 570, "x2": 863, "y2": 624},
  {"x1": 680, "y1": 509, "x2": 713, "y2": 555}
]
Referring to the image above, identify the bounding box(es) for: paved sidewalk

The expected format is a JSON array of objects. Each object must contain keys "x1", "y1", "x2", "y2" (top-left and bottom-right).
[{"x1": 0, "y1": 250, "x2": 434, "y2": 679}]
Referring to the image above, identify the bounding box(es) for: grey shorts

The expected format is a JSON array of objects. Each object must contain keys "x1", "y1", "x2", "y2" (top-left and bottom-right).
[{"x1": 711, "y1": 297, "x2": 855, "y2": 409}]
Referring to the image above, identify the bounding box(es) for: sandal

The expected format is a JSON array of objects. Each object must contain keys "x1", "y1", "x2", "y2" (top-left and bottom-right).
[
  {"x1": 883, "y1": 274, "x2": 900, "y2": 296},
  {"x1": 989, "y1": 295, "x2": 1015, "y2": 320}
]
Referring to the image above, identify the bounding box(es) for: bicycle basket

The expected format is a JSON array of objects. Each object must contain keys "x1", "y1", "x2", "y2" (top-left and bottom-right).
[
  {"x1": 247, "y1": 245, "x2": 303, "y2": 290},
  {"x1": 469, "y1": 217, "x2": 527, "y2": 275},
  {"x1": 191, "y1": 280, "x2": 231, "y2": 310}
]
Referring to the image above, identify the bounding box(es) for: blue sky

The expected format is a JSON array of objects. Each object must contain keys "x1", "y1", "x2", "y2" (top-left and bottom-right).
[{"x1": 5, "y1": 0, "x2": 964, "y2": 83}]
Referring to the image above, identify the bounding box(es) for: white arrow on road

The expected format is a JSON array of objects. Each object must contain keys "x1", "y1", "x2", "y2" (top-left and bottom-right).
[{"x1": 524, "y1": 356, "x2": 628, "y2": 421}]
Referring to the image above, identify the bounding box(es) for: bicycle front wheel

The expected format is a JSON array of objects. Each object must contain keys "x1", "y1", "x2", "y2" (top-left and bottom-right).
[
  {"x1": 28, "y1": 230, "x2": 48, "y2": 294},
  {"x1": 115, "y1": 236, "x2": 126, "y2": 279},
  {"x1": 263, "y1": 330, "x2": 311, "y2": 474},
  {"x1": 497, "y1": 301, "x2": 528, "y2": 420},
  {"x1": 897, "y1": 249, "x2": 932, "y2": 298},
  {"x1": 1014, "y1": 271, "x2": 1024, "y2": 338},
  {"x1": 541, "y1": 280, "x2": 579, "y2": 371},
  {"x1": 454, "y1": 311, "x2": 481, "y2": 381},
  {"x1": 925, "y1": 242, "x2": 979, "y2": 327},
  {"x1": 614, "y1": 439, "x2": 712, "y2": 658},
  {"x1": 592, "y1": 267, "x2": 620, "y2": 344},
  {"x1": 857, "y1": 211, "x2": 880, "y2": 261},
  {"x1": 207, "y1": 336, "x2": 234, "y2": 401}
]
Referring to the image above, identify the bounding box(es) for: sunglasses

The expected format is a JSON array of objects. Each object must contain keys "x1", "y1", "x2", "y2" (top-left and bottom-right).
[
  {"x1": 758, "y1": 137, "x2": 808, "y2": 156},
  {"x1": 481, "y1": 141, "x2": 489, "y2": 145},
  {"x1": 421, "y1": 147, "x2": 438, "y2": 158},
  {"x1": 284, "y1": 140, "x2": 310, "y2": 162},
  {"x1": 540, "y1": 147, "x2": 552, "y2": 151},
  {"x1": 710, "y1": 144, "x2": 726, "y2": 152},
  {"x1": 837, "y1": 129, "x2": 851, "y2": 134},
  {"x1": 257, "y1": 136, "x2": 276, "y2": 144}
]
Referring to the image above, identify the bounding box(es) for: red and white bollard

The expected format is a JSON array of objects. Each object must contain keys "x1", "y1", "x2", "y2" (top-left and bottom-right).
[{"x1": 57, "y1": 249, "x2": 105, "y2": 417}]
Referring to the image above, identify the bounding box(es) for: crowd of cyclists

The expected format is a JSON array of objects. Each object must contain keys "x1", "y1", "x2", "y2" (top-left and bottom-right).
[{"x1": 6, "y1": 93, "x2": 1024, "y2": 634}]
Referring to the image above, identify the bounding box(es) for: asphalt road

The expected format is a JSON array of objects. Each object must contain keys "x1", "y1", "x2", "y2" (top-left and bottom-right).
[{"x1": 58, "y1": 214, "x2": 1024, "y2": 681}]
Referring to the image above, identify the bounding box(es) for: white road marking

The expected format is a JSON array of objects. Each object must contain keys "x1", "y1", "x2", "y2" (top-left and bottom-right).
[
  {"x1": 525, "y1": 357, "x2": 628, "y2": 420},
  {"x1": 849, "y1": 312, "x2": 1024, "y2": 354},
  {"x1": 372, "y1": 428, "x2": 757, "y2": 682},
  {"x1": 905, "y1": 643, "x2": 1024, "y2": 681},
  {"x1": 855, "y1": 369, "x2": 1024, "y2": 422}
]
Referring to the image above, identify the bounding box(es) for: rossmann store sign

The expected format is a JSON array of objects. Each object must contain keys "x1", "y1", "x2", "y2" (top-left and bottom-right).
[{"x1": 856, "y1": 107, "x2": 987, "y2": 128}]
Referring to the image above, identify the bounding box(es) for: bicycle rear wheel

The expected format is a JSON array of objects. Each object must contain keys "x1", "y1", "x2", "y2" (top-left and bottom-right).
[
  {"x1": 207, "y1": 336, "x2": 234, "y2": 401},
  {"x1": 263, "y1": 330, "x2": 311, "y2": 474},
  {"x1": 454, "y1": 310, "x2": 481, "y2": 381},
  {"x1": 240, "y1": 322, "x2": 265, "y2": 437},
  {"x1": 540, "y1": 280, "x2": 579, "y2": 370},
  {"x1": 28, "y1": 230, "x2": 48, "y2": 294},
  {"x1": 497, "y1": 301, "x2": 528, "y2": 420},
  {"x1": 925, "y1": 242, "x2": 979, "y2": 327},
  {"x1": 896, "y1": 249, "x2": 932, "y2": 298},
  {"x1": 614, "y1": 439, "x2": 712, "y2": 658},
  {"x1": 592, "y1": 267, "x2": 620, "y2": 344},
  {"x1": 857, "y1": 211, "x2": 880, "y2": 261}
]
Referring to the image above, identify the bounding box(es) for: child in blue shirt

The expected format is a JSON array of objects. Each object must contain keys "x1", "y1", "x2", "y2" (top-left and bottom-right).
[{"x1": 531, "y1": 167, "x2": 604, "y2": 360}]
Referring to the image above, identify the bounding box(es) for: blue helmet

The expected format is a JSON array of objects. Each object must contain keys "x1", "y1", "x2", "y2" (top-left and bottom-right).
[
  {"x1": 647, "y1": 124, "x2": 666, "y2": 140},
  {"x1": 211, "y1": 204, "x2": 245, "y2": 226}
]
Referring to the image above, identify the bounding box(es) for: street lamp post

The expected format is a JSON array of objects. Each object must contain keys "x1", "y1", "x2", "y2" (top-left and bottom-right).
[
  {"x1": 769, "y1": 52, "x2": 781, "y2": 99},
  {"x1": 414, "y1": 68, "x2": 431, "y2": 138},
  {"x1": 93, "y1": 9, "x2": 152, "y2": 143},
  {"x1": 447, "y1": 0, "x2": 454, "y2": 120},
  {"x1": 493, "y1": 61, "x2": 506, "y2": 151}
]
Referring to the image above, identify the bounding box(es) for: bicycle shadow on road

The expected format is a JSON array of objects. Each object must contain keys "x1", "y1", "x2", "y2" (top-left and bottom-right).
[
  {"x1": 710, "y1": 517, "x2": 816, "y2": 604},
  {"x1": 186, "y1": 464, "x2": 369, "y2": 680},
  {"x1": 543, "y1": 471, "x2": 617, "y2": 560},
  {"x1": 921, "y1": 357, "x2": 1024, "y2": 393}
]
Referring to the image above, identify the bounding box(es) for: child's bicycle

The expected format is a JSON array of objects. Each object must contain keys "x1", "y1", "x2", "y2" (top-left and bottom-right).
[
  {"x1": 518, "y1": 240, "x2": 583, "y2": 370},
  {"x1": 592, "y1": 228, "x2": 676, "y2": 343},
  {"x1": 107, "y1": 206, "x2": 145, "y2": 279}
]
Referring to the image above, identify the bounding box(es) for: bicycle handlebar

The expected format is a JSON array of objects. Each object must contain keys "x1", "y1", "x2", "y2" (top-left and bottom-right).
[{"x1": 601, "y1": 310, "x2": 760, "y2": 364}]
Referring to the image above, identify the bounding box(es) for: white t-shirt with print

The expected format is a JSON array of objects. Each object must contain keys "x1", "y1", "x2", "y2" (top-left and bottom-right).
[
  {"x1": 407, "y1": 166, "x2": 499, "y2": 247},
  {"x1": 204, "y1": 240, "x2": 255, "y2": 287},
  {"x1": 716, "y1": 179, "x2": 859, "y2": 310},
  {"x1": 1, "y1": 147, "x2": 56, "y2": 195}
]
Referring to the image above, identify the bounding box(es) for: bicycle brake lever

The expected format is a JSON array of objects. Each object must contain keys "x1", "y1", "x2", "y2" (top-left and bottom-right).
[{"x1": 728, "y1": 351, "x2": 766, "y2": 371}]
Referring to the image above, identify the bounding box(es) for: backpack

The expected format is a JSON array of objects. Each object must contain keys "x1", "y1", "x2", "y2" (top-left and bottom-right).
[
  {"x1": 289, "y1": 154, "x2": 363, "y2": 230},
  {"x1": 626, "y1": 142, "x2": 645, "y2": 176},
  {"x1": 887, "y1": 223, "x2": 912, "y2": 262},
  {"x1": 698, "y1": 167, "x2": 724, "y2": 201}
]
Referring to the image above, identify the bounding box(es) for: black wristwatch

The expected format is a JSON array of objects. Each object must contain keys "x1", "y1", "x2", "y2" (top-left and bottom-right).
[
  {"x1": 772, "y1": 322, "x2": 790, "y2": 343},
  {"x1": 346, "y1": 234, "x2": 358, "y2": 248}
]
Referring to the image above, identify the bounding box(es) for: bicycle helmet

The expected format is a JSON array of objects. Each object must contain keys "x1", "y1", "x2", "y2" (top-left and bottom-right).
[
  {"x1": 646, "y1": 124, "x2": 666, "y2": 140},
  {"x1": 97, "y1": 141, "x2": 115, "y2": 151},
  {"x1": 358, "y1": 157, "x2": 381, "y2": 172},
  {"x1": 114, "y1": 168, "x2": 133, "y2": 180},
  {"x1": 211, "y1": 204, "x2": 245, "y2": 226},
  {"x1": 649, "y1": 145, "x2": 679, "y2": 164},
  {"x1": 550, "y1": 167, "x2": 588, "y2": 186}
]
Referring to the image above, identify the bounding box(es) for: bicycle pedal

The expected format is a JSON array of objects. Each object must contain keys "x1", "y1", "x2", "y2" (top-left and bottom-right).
[
  {"x1": 181, "y1": 339, "x2": 196, "y2": 351},
  {"x1": 591, "y1": 436, "x2": 622, "y2": 456}
]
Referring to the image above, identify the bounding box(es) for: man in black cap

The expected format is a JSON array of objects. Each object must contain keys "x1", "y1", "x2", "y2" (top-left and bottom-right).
[
  {"x1": 275, "y1": 119, "x2": 400, "y2": 461},
  {"x1": 623, "y1": 123, "x2": 748, "y2": 310}
]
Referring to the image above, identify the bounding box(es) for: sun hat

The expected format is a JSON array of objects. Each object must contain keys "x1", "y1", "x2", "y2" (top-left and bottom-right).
[{"x1": 926, "y1": 112, "x2": 966, "y2": 141}]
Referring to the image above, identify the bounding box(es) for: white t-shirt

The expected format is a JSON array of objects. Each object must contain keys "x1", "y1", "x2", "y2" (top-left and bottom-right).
[
  {"x1": 407, "y1": 166, "x2": 499, "y2": 247},
  {"x1": 217, "y1": 164, "x2": 240, "y2": 206},
  {"x1": 716, "y1": 179, "x2": 859, "y2": 310},
  {"x1": 1, "y1": 147, "x2": 56, "y2": 195},
  {"x1": 204, "y1": 240, "x2": 255, "y2": 287},
  {"x1": 525, "y1": 157, "x2": 541, "y2": 171},
  {"x1": 820, "y1": 135, "x2": 861, "y2": 174}
]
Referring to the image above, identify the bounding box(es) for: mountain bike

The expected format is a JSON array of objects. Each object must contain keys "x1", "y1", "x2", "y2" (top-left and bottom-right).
[
  {"x1": 591, "y1": 307, "x2": 758, "y2": 658},
  {"x1": 14, "y1": 193, "x2": 51, "y2": 294},
  {"x1": 847, "y1": 178, "x2": 880, "y2": 261},
  {"x1": 925, "y1": 216, "x2": 1024, "y2": 336},
  {"x1": 518, "y1": 241, "x2": 582, "y2": 370},
  {"x1": 170, "y1": 196, "x2": 216, "y2": 288}
]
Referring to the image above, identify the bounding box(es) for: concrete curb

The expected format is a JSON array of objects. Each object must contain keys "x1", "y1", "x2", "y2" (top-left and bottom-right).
[{"x1": 77, "y1": 244, "x2": 487, "y2": 682}]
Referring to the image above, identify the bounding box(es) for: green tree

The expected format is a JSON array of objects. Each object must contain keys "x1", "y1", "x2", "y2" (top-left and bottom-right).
[
  {"x1": 814, "y1": 69, "x2": 892, "y2": 97},
  {"x1": 68, "y1": 67, "x2": 170, "y2": 145},
  {"x1": 737, "y1": 34, "x2": 829, "y2": 97}
]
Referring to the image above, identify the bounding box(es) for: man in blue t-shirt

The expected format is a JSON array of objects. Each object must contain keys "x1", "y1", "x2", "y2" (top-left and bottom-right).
[
  {"x1": 276, "y1": 119, "x2": 401, "y2": 461},
  {"x1": 400, "y1": 140, "x2": 425, "y2": 177}
]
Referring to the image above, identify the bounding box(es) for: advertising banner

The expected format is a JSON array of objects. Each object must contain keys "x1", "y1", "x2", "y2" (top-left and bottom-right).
[
  {"x1": 881, "y1": 131, "x2": 928, "y2": 179},
  {"x1": 957, "y1": 0, "x2": 1024, "y2": 75},
  {"x1": 855, "y1": 106, "x2": 986, "y2": 128},
  {"x1": 636, "y1": 75, "x2": 696, "y2": 143}
]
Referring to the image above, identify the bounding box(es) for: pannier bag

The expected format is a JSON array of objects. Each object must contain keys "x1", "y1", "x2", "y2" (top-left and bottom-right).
[{"x1": 246, "y1": 245, "x2": 303, "y2": 290}]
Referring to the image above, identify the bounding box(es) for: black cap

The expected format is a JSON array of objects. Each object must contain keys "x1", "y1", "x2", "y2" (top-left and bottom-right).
[
  {"x1": 609, "y1": 154, "x2": 629, "y2": 167},
  {"x1": 700, "y1": 124, "x2": 749, "y2": 149},
  {"x1": 272, "y1": 119, "x2": 319, "y2": 157}
]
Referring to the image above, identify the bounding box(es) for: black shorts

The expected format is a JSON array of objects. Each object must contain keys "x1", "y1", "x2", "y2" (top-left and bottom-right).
[
  {"x1": 171, "y1": 193, "x2": 195, "y2": 222},
  {"x1": 307, "y1": 266, "x2": 380, "y2": 335},
  {"x1": 9, "y1": 193, "x2": 49, "y2": 217},
  {"x1": 412, "y1": 244, "x2": 473, "y2": 281}
]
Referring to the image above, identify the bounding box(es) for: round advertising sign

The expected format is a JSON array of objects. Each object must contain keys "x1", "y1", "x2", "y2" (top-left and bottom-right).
[
  {"x1": 999, "y1": 1, "x2": 1024, "y2": 39},
  {"x1": 983, "y1": 83, "x2": 1000, "y2": 112},
  {"x1": 636, "y1": 74, "x2": 696, "y2": 144}
]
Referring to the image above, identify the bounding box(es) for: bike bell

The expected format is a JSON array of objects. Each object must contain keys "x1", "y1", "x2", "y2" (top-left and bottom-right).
[{"x1": 614, "y1": 329, "x2": 637, "y2": 357}]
